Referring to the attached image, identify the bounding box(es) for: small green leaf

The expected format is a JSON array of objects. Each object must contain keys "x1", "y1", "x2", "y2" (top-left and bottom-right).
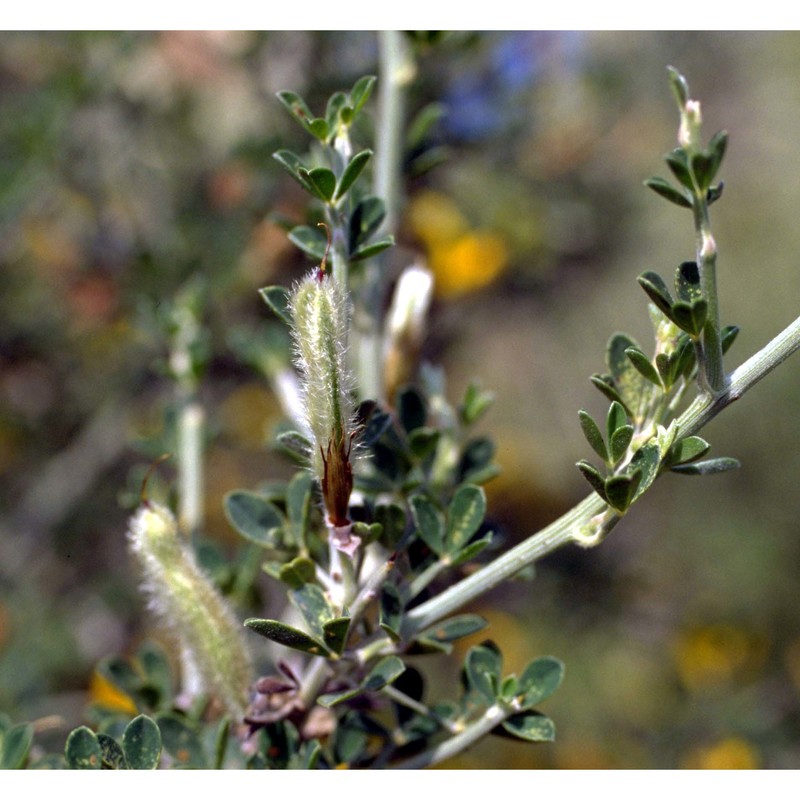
[
  {"x1": 576, "y1": 460, "x2": 608, "y2": 503},
  {"x1": 258, "y1": 286, "x2": 292, "y2": 325},
  {"x1": 322, "y1": 617, "x2": 351, "y2": 656},
  {"x1": 379, "y1": 583, "x2": 403, "y2": 641},
  {"x1": 671, "y1": 299, "x2": 707, "y2": 337},
  {"x1": 645, "y1": 176, "x2": 692, "y2": 208},
  {"x1": 517, "y1": 656, "x2": 564, "y2": 709},
  {"x1": 638, "y1": 271, "x2": 674, "y2": 317},
  {"x1": 318, "y1": 687, "x2": 361, "y2": 708},
  {"x1": 609, "y1": 425, "x2": 634, "y2": 464},
  {"x1": 288, "y1": 224, "x2": 327, "y2": 260},
  {"x1": 349, "y1": 196, "x2": 386, "y2": 251},
  {"x1": 708, "y1": 130, "x2": 728, "y2": 176},
  {"x1": 286, "y1": 470, "x2": 314, "y2": 548},
  {"x1": 352, "y1": 521, "x2": 383, "y2": 545},
  {"x1": 350, "y1": 234, "x2": 395, "y2": 262},
  {"x1": 459, "y1": 437, "x2": 498, "y2": 484},
  {"x1": 671, "y1": 457, "x2": 740, "y2": 475},
  {"x1": 363, "y1": 656, "x2": 406, "y2": 692},
  {"x1": 122, "y1": 715, "x2": 162, "y2": 770},
  {"x1": 410, "y1": 494, "x2": 445, "y2": 555},
  {"x1": 1, "y1": 723, "x2": 33, "y2": 769},
  {"x1": 707, "y1": 182, "x2": 724, "y2": 205},
  {"x1": 156, "y1": 714, "x2": 206, "y2": 768},
  {"x1": 605, "y1": 400, "x2": 628, "y2": 442},
  {"x1": 460, "y1": 381, "x2": 495, "y2": 425},
  {"x1": 667, "y1": 66, "x2": 690, "y2": 108},
  {"x1": 408, "y1": 427, "x2": 440, "y2": 461},
  {"x1": 307, "y1": 118, "x2": 329, "y2": 141},
  {"x1": 668, "y1": 435, "x2": 711, "y2": 466},
  {"x1": 604, "y1": 470, "x2": 642, "y2": 513},
  {"x1": 578, "y1": 410, "x2": 607, "y2": 463},
  {"x1": 290, "y1": 583, "x2": 335, "y2": 641},
  {"x1": 675, "y1": 261, "x2": 702, "y2": 303},
  {"x1": 691, "y1": 151, "x2": 715, "y2": 192},
  {"x1": 325, "y1": 91, "x2": 347, "y2": 132},
  {"x1": 625, "y1": 347, "x2": 662, "y2": 388},
  {"x1": 272, "y1": 149, "x2": 313, "y2": 191},
  {"x1": 245, "y1": 618, "x2": 330, "y2": 657},
  {"x1": 349, "y1": 75, "x2": 376, "y2": 114},
  {"x1": 276, "y1": 90, "x2": 314, "y2": 127},
  {"x1": 590, "y1": 374, "x2": 629, "y2": 415},
  {"x1": 397, "y1": 385, "x2": 427, "y2": 433},
  {"x1": 224, "y1": 491, "x2": 284, "y2": 548},
  {"x1": 450, "y1": 532, "x2": 493, "y2": 567},
  {"x1": 65, "y1": 726, "x2": 103, "y2": 770},
  {"x1": 499, "y1": 712, "x2": 556, "y2": 743},
  {"x1": 335, "y1": 149, "x2": 372, "y2": 200},
  {"x1": 276, "y1": 430, "x2": 312, "y2": 464},
  {"x1": 629, "y1": 439, "x2": 662, "y2": 500},
  {"x1": 721, "y1": 324, "x2": 739, "y2": 354},
  {"x1": 375, "y1": 502, "x2": 406, "y2": 549},
  {"x1": 278, "y1": 556, "x2": 316, "y2": 589},
  {"x1": 446, "y1": 484, "x2": 486, "y2": 553},
  {"x1": 500, "y1": 675, "x2": 520, "y2": 703},
  {"x1": 420, "y1": 614, "x2": 487, "y2": 644},
  {"x1": 664, "y1": 149, "x2": 694, "y2": 191},
  {"x1": 465, "y1": 643, "x2": 503, "y2": 704},
  {"x1": 300, "y1": 167, "x2": 336, "y2": 202},
  {"x1": 97, "y1": 734, "x2": 127, "y2": 769},
  {"x1": 607, "y1": 333, "x2": 651, "y2": 421}
]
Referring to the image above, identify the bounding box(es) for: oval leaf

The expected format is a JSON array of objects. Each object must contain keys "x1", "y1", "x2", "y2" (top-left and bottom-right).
[
  {"x1": 517, "y1": 656, "x2": 564, "y2": 709},
  {"x1": 410, "y1": 494, "x2": 445, "y2": 555},
  {"x1": 420, "y1": 614, "x2": 488, "y2": 644},
  {"x1": 244, "y1": 618, "x2": 330, "y2": 657},
  {"x1": 335, "y1": 149, "x2": 372, "y2": 200},
  {"x1": 258, "y1": 285, "x2": 291, "y2": 325},
  {"x1": 645, "y1": 176, "x2": 692, "y2": 208},
  {"x1": 446, "y1": 484, "x2": 486, "y2": 553},
  {"x1": 224, "y1": 491, "x2": 284, "y2": 547},
  {"x1": 1, "y1": 723, "x2": 34, "y2": 769},
  {"x1": 65, "y1": 726, "x2": 102, "y2": 770},
  {"x1": 500, "y1": 712, "x2": 556, "y2": 743},
  {"x1": 465, "y1": 643, "x2": 502, "y2": 704},
  {"x1": 578, "y1": 410, "x2": 607, "y2": 463},
  {"x1": 122, "y1": 715, "x2": 162, "y2": 770},
  {"x1": 668, "y1": 435, "x2": 710, "y2": 466},
  {"x1": 671, "y1": 456, "x2": 740, "y2": 475}
]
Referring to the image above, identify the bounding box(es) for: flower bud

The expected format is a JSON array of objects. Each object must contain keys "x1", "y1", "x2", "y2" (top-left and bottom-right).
[{"x1": 679, "y1": 99, "x2": 702, "y2": 150}]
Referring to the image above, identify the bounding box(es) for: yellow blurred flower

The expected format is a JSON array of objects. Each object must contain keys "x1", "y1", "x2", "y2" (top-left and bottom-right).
[
  {"x1": 88, "y1": 669, "x2": 138, "y2": 715},
  {"x1": 673, "y1": 624, "x2": 768, "y2": 691},
  {"x1": 407, "y1": 190, "x2": 509, "y2": 298},
  {"x1": 682, "y1": 737, "x2": 760, "y2": 769}
]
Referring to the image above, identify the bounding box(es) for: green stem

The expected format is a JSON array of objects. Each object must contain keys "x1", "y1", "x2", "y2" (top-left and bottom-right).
[
  {"x1": 375, "y1": 31, "x2": 414, "y2": 237},
  {"x1": 350, "y1": 31, "x2": 416, "y2": 403},
  {"x1": 391, "y1": 704, "x2": 507, "y2": 769},
  {"x1": 404, "y1": 312, "x2": 800, "y2": 636}
]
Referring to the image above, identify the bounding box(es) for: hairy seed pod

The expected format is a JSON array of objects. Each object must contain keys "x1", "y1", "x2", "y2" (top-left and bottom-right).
[
  {"x1": 289, "y1": 268, "x2": 358, "y2": 544},
  {"x1": 127, "y1": 502, "x2": 252, "y2": 716}
]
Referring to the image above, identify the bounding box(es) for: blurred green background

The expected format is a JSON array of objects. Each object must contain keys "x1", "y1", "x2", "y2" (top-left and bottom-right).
[{"x1": 3, "y1": 30, "x2": 800, "y2": 769}]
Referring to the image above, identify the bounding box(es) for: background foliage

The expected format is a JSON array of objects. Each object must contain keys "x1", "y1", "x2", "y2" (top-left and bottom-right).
[{"x1": 3, "y1": 30, "x2": 800, "y2": 768}]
